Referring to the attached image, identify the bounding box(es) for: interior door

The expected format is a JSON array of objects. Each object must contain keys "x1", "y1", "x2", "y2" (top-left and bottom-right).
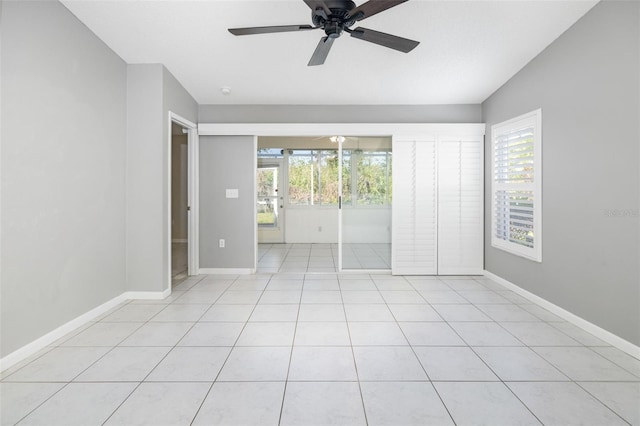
[{"x1": 257, "y1": 160, "x2": 285, "y2": 243}]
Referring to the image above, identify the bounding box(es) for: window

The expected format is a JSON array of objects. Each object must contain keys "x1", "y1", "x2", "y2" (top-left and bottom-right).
[
  {"x1": 288, "y1": 150, "x2": 313, "y2": 205},
  {"x1": 355, "y1": 151, "x2": 392, "y2": 205},
  {"x1": 491, "y1": 109, "x2": 542, "y2": 261},
  {"x1": 257, "y1": 148, "x2": 284, "y2": 159},
  {"x1": 288, "y1": 150, "x2": 347, "y2": 205},
  {"x1": 287, "y1": 148, "x2": 392, "y2": 207}
]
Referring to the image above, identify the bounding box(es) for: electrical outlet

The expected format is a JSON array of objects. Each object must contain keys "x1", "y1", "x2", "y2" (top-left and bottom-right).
[
  {"x1": 219, "y1": 239, "x2": 225, "y2": 248},
  {"x1": 318, "y1": 226, "x2": 322, "y2": 232}
]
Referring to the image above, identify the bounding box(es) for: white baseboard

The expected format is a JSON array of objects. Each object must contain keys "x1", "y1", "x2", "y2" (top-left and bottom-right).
[
  {"x1": 483, "y1": 270, "x2": 640, "y2": 359},
  {"x1": 199, "y1": 268, "x2": 255, "y2": 275},
  {"x1": 124, "y1": 289, "x2": 171, "y2": 300},
  {"x1": 439, "y1": 269, "x2": 485, "y2": 276},
  {"x1": 0, "y1": 290, "x2": 170, "y2": 372},
  {"x1": 0, "y1": 294, "x2": 126, "y2": 372}
]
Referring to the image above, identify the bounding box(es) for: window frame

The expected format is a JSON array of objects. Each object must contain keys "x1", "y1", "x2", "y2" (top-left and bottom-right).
[{"x1": 490, "y1": 109, "x2": 542, "y2": 262}]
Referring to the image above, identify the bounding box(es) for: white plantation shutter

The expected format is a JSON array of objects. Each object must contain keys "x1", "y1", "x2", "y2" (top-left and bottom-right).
[
  {"x1": 392, "y1": 138, "x2": 437, "y2": 274},
  {"x1": 438, "y1": 139, "x2": 484, "y2": 274},
  {"x1": 392, "y1": 135, "x2": 484, "y2": 275},
  {"x1": 491, "y1": 110, "x2": 542, "y2": 261},
  {"x1": 494, "y1": 190, "x2": 534, "y2": 248},
  {"x1": 494, "y1": 128, "x2": 535, "y2": 184}
]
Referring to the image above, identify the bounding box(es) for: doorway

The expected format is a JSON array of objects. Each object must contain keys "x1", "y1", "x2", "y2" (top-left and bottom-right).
[
  {"x1": 255, "y1": 136, "x2": 392, "y2": 273},
  {"x1": 168, "y1": 112, "x2": 198, "y2": 291},
  {"x1": 171, "y1": 121, "x2": 189, "y2": 285}
]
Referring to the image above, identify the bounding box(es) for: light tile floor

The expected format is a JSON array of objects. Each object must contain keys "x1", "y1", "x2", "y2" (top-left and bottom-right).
[
  {"x1": 2, "y1": 274, "x2": 639, "y2": 425},
  {"x1": 257, "y1": 243, "x2": 391, "y2": 273}
]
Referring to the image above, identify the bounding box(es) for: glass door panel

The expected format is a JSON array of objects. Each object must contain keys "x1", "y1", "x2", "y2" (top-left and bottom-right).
[
  {"x1": 257, "y1": 161, "x2": 284, "y2": 243},
  {"x1": 339, "y1": 138, "x2": 393, "y2": 271}
]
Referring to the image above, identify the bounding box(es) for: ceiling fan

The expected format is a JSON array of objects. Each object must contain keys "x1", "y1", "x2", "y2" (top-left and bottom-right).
[{"x1": 228, "y1": 0, "x2": 419, "y2": 66}]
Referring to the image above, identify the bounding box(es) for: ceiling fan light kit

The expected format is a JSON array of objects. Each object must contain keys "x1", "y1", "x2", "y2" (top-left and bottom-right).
[{"x1": 228, "y1": 0, "x2": 419, "y2": 66}]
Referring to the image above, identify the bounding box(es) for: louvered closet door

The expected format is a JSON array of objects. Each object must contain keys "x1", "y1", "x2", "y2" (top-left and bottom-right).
[
  {"x1": 437, "y1": 139, "x2": 484, "y2": 274},
  {"x1": 392, "y1": 138, "x2": 437, "y2": 275}
]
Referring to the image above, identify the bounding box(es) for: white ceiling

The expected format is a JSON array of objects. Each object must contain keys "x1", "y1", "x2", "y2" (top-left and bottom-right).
[{"x1": 61, "y1": 0, "x2": 598, "y2": 105}]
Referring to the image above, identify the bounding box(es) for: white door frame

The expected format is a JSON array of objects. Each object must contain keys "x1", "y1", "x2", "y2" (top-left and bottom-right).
[{"x1": 168, "y1": 112, "x2": 198, "y2": 288}]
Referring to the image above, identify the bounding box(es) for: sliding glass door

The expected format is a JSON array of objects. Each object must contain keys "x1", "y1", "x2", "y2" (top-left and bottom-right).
[
  {"x1": 338, "y1": 137, "x2": 392, "y2": 271},
  {"x1": 256, "y1": 137, "x2": 391, "y2": 272}
]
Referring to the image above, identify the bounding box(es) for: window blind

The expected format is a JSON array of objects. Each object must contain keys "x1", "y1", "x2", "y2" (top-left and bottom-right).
[{"x1": 491, "y1": 110, "x2": 542, "y2": 262}]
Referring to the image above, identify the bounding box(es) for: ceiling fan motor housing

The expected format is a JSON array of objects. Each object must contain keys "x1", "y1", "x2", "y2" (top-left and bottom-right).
[{"x1": 312, "y1": 0, "x2": 358, "y2": 38}]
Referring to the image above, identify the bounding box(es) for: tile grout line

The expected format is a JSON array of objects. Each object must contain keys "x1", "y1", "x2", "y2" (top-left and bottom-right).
[
  {"x1": 339, "y1": 272, "x2": 371, "y2": 426},
  {"x1": 188, "y1": 273, "x2": 274, "y2": 426},
  {"x1": 386, "y1": 275, "x2": 457, "y2": 426},
  {"x1": 440, "y1": 277, "x2": 632, "y2": 425},
  {"x1": 430, "y1": 278, "x2": 553, "y2": 425},
  {"x1": 276, "y1": 273, "x2": 305, "y2": 426},
  {"x1": 11, "y1": 293, "x2": 197, "y2": 424},
  {"x1": 572, "y1": 381, "x2": 634, "y2": 425},
  {"x1": 581, "y1": 346, "x2": 640, "y2": 380},
  {"x1": 102, "y1": 274, "x2": 237, "y2": 426},
  {"x1": 5, "y1": 267, "x2": 638, "y2": 425}
]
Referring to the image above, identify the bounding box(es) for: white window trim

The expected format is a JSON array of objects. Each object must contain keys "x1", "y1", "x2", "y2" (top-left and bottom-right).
[{"x1": 491, "y1": 109, "x2": 542, "y2": 262}]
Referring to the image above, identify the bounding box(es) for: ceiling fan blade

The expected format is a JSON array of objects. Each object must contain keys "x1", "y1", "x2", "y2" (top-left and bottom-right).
[
  {"x1": 229, "y1": 25, "x2": 316, "y2": 36},
  {"x1": 303, "y1": 0, "x2": 332, "y2": 18},
  {"x1": 347, "y1": 0, "x2": 409, "y2": 21},
  {"x1": 308, "y1": 36, "x2": 335, "y2": 66},
  {"x1": 350, "y1": 27, "x2": 419, "y2": 53}
]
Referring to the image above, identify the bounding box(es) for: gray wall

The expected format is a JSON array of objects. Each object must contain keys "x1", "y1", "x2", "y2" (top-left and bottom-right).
[
  {"x1": 482, "y1": 1, "x2": 640, "y2": 345},
  {"x1": 126, "y1": 64, "x2": 164, "y2": 293},
  {"x1": 1, "y1": 1, "x2": 127, "y2": 356},
  {"x1": 126, "y1": 64, "x2": 197, "y2": 292},
  {"x1": 163, "y1": 67, "x2": 199, "y2": 126},
  {"x1": 199, "y1": 136, "x2": 256, "y2": 270},
  {"x1": 199, "y1": 104, "x2": 481, "y2": 123}
]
